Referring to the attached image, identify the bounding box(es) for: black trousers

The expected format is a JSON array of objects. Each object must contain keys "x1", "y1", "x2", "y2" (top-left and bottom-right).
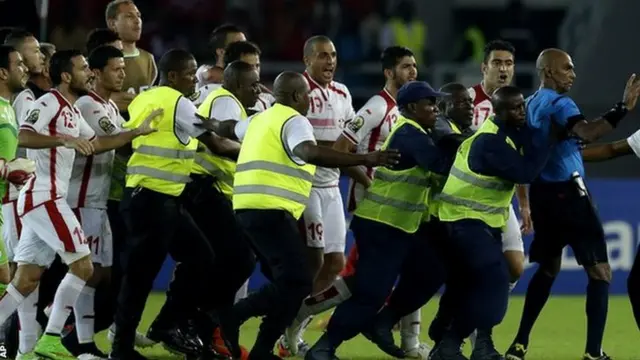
[
  {"x1": 231, "y1": 209, "x2": 313, "y2": 355},
  {"x1": 112, "y1": 187, "x2": 217, "y2": 355},
  {"x1": 157, "y1": 177, "x2": 256, "y2": 331}
]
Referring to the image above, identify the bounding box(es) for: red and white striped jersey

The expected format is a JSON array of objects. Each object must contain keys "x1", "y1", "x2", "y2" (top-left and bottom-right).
[
  {"x1": 67, "y1": 92, "x2": 123, "y2": 210},
  {"x1": 18, "y1": 89, "x2": 97, "y2": 215},
  {"x1": 4, "y1": 89, "x2": 36, "y2": 203},
  {"x1": 342, "y1": 89, "x2": 397, "y2": 212},
  {"x1": 468, "y1": 83, "x2": 494, "y2": 131},
  {"x1": 303, "y1": 71, "x2": 356, "y2": 187}
]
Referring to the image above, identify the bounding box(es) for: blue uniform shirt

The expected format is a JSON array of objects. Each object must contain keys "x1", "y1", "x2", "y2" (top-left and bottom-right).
[
  {"x1": 386, "y1": 122, "x2": 452, "y2": 175},
  {"x1": 467, "y1": 117, "x2": 550, "y2": 184},
  {"x1": 526, "y1": 88, "x2": 586, "y2": 182}
]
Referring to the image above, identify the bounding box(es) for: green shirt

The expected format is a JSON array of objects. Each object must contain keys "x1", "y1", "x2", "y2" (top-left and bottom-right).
[{"x1": 0, "y1": 96, "x2": 18, "y2": 200}]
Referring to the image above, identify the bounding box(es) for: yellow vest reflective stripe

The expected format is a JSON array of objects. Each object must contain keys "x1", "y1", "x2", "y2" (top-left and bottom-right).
[
  {"x1": 428, "y1": 119, "x2": 463, "y2": 218},
  {"x1": 438, "y1": 118, "x2": 516, "y2": 228},
  {"x1": 354, "y1": 116, "x2": 430, "y2": 233},
  {"x1": 192, "y1": 87, "x2": 245, "y2": 199},
  {"x1": 124, "y1": 86, "x2": 198, "y2": 196},
  {"x1": 390, "y1": 19, "x2": 426, "y2": 64},
  {"x1": 232, "y1": 103, "x2": 316, "y2": 219}
]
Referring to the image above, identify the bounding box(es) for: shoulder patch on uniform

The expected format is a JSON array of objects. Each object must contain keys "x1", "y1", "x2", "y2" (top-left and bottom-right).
[
  {"x1": 346, "y1": 115, "x2": 364, "y2": 132},
  {"x1": 25, "y1": 109, "x2": 39, "y2": 124},
  {"x1": 188, "y1": 91, "x2": 201, "y2": 102},
  {"x1": 98, "y1": 116, "x2": 116, "y2": 134}
]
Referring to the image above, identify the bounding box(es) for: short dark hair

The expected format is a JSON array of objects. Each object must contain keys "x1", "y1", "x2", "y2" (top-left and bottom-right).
[
  {"x1": 0, "y1": 45, "x2": 17, "y2": 70},
  {"x1": 483, "y1": 40, "x2": 515, "y2": 64},
  {"x1": 223, "y1": 41, "x2": 260, "y2": 67},
  {"x1": 158, "y1": 49, "x2": 194, "y2": 76},
  {"x1": 49, "y1": 49, "x2": 84, "y2": 86},
  {"x1": 492, "y1": 85, "x2": 522, "y2": 110},
  {"x1": 86, "y1": 28, "x2": 120, "y2": 54},
  {"x1": 3, "y1": 29, "x2": 35, "y2": 48},
  {"x1": 381, "y1": 46, "x2": 414, "y2": 71},
  {"x1": 105, "y1": 0, "x2": 134, "y2": 22},
  {"x1": 209, "y1": 24, "x2": 243, "y2": 51},
  {"x1": 303, "y1": 35, "x2": 332, "y2": 57},
  {"x1": 88, "y1": 45, "x2": 124, "y2": 70}
]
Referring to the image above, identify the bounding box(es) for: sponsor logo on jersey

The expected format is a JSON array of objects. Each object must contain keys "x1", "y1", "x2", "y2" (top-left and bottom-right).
[
  {"x1": 346, "y1": 116, "x2": 364, "y2": 133},
  {"x1": 25, "y1": 109, "x2": 39, "y2": 124},
  {"x1": 98, "y1": 117, "x2": 116, "y2": 134},
  {"x1": 188, "y1": 91, "x2": 201, "y2": 102}
]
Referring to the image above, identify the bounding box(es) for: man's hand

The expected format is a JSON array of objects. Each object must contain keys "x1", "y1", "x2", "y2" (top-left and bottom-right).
[
  {"x1": 134, "y1": 109, "x2": 163, "y2": 136},
  {"x1": 195, "y1": 113, "x2": 219, "y2": 133},
  {"x1": 0, "y1": 158, "x2": 36, "y2": 186},
  {"x1": 63, "y1": 138, "x2": 95, "y2": 156},
  {"x1": 622, "y1": 73, "x2": 640, "y2": 110},
  {"x1": 519, "y1": 207, "x2": 533, "y2": 235},
  {"x1": 363, "y1": 149, "x2": 401, "y2": 167}
]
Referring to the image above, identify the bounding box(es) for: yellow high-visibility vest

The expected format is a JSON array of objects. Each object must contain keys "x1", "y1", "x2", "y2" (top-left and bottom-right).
[
  {"x1": 232, "y1": 103, "x2": 316, "y2": 219},
  {"x1": 429, "y1": 118, "x2": 464, "y2": 218},
  {"x1": 124, "y1": 86, "x2": 197, "y2": 197},
  {"x1": 192, "y1": 87, "x2": 246, "y2": 199},
  {"x1": 438, "y1": 118, "x2": 516, "y2": 228},
  {"x1": 390, "y1": 18, "x2": 426, "y2": 64},
  {"x1": 355, "y1": 116, "x2": 431, "y2": 233}
]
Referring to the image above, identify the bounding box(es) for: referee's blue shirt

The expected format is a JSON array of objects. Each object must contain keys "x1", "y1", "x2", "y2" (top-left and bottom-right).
[{"x1": 526, "y1": 88, "x2": 586, "y2": 182}]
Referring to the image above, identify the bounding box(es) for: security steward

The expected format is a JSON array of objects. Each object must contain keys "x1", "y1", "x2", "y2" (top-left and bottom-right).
[
  {"x1": 151, "y1": 61, "x2": 260, "y2": 358},
  {"x1": 430, "y1": 86, "x2": 555, "y2": 360},
  {"x1": 306, "y1": 81, "x2": 450, "y2": 360},
  {"x1": 110, "y1": 49, "x2": 241, "y2": 360},
  {"x1": 363, "y1": 82, "x2": 476, "y2": 358},
  {"x1": 197, "y1": 71, "x2": 400, "y2": 360}
]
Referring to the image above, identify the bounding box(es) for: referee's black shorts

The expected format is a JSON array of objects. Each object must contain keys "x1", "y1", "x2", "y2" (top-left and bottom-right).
[{"x1": 529, "y1": 181, "x2": 607, "y2": 267}]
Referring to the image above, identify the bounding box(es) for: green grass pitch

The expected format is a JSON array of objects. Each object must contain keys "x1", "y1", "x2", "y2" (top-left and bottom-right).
[{"x1": 93, "y1": 293, "x2": 639, "y2": 360}]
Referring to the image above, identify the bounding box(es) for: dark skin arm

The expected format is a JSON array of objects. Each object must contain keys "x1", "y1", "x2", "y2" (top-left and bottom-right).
[
  {"x1": 332, "y1": 135, "x2": 372, "y2": 188},
  {"x1": 293, "y1": 141, "x2": 399, "y2": 168},
  {"x1": 197, "y1": 131, "x2": 241, "y2": 161},
  {"x1": 581, "y1": 140, "x2": 632, "y2": 162},
  {"x1": 571, "y1": 120, "x2": 614, "y2": 144}
]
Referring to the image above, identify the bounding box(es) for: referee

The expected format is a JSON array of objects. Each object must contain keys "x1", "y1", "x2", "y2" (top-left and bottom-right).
[
  {"x1": 506, "y1": 48, "x2": 640, "y2": 360},
  {"x1": 198, "y1": 71, "x2": 400, "y2": 359},
  {"x1": 110, "y1": 49, "x2": 240, "y2": 360}
]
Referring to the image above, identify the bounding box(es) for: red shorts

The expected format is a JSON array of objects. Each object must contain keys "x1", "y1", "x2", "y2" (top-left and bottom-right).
[{"x1": 340, "y1": 244, "x2": 359, "y2": 277}]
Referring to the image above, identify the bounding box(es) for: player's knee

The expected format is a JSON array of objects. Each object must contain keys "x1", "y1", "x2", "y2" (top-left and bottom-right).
[
  {"x1": 13, "y1": 264, "x2": 44, "y2": 296},
  {"x1": 504, "y1": 250, "x2": 525, "y2": 281},
  {"x1": 68, "y1": 255, "x2": 94, "y2": 281},
  {"x1": 587, "y1": 263, "x2": 611, "y2": 283}
]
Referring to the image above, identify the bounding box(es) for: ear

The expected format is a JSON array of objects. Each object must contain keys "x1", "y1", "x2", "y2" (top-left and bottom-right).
[
  {"x1": 303, "y1": 55, "x2": 311, "y2": 69},
  {"x1": 383, "y1": 68, "x2": 393, "y2": 80},
  {"x1": 167, "y1": 70, "x2": 177, "y2": 84},
  {"x1": 292, "y1": 90, "x2": 299, "y2": 103},
  {"x1": 61, "y1": 71, "x2": 72, "y2": 84},
  {"x1": 0, "y1": 68, "x2": 7, "y2": 81},
  {"x1": 92, "y1": 68, "x2": 101, "y2": 79},
  {"x1": 107, "y1": 19, "x2": 116, "y2": 32}
]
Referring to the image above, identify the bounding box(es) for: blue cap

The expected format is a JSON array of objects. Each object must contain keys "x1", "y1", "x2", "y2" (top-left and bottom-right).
[{"x1": 396, "y1": 81, "x2": 449, "y2": 108}]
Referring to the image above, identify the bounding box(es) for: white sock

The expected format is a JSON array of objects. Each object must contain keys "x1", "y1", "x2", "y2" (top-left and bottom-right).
[
  {"x1": 73, "y1": 286, "x2": 95, "y2": 344},
  {"x1": 45, "y1": 273, "x2": 86, "y2": 335},
  {"x1": 400, "y1": 310, "x2": 421, "y2": 350},
  {"x1": 469, "y1": 329, "x2": 478, "y2": 349},
  {"x1": 234, "y1": 280, "x2": 249, "y2": 304},
  {"x1": 17, "y1": 288, "x2": 39, "y2": 354},
  {"x1": 0, "y1": 284, "x2": 24, "y2": 326},
  {"x1": 296, "y1": 276, "x2": 352, "y2": 321},
  {"x1": 509, "y1": 281, "x2": 518, "y2": 292}
]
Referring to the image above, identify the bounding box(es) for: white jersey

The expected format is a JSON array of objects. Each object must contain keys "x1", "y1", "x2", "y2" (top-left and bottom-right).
[
  {"x1": 342, "y1": 89, "x2": 397, "y2": 211},
  {"x1": 196, "y1": 64, "x2": 214, "y2": 89},
  {"x1": 67, "y1": 92, "x2": 123, "y2": 209},
  {"x1": 5, "y1": 89, "x2": 36, "y2": 203},
  {"x1": 303, "y1": 72, "x2": 356, "y2": 187},
  {"x1": 468, "y1": 83, "x2": 494, "y2": 130},
  {"x1": 18, "y1": 89, "x2": 97, "y2": 214},
  {"x1": 191, "y1": 83, "x2": 275, "y2": 113}
]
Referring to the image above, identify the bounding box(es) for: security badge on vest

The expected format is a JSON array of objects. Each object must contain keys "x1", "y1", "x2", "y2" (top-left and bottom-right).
[
  {"x1": 232, "y1": 104, "x2": 316, "y2": 220},
  {"x1": 124, "y1": 86, "x2": 198, "y2": 197},
  {"x1": 437, "y1": 118, "x2": 517, "y2": 230},
  {"x1": 355, "y1": 116, "x2": 431, "y2": 234},
  {"x1": 193, "y1": 87, "x2": 245, "y2": 199}
]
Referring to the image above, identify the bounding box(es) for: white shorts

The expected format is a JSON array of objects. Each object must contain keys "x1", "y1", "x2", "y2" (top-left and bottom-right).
[
  {"x1": 1, "y1": 201, "x2": 22, "y2": 262},
  {"x1": 502, "y1": 204, "x2": 524, "y2": 253},
  {"x1": 301, "y1": 186, "x2": 347, "y2": 254},
  {"x1": 72, "y1": 207, "x2": 113, "y2": 267},
  {"x1": 15, "y1": 198, "x2": 91, "y2": 267}
]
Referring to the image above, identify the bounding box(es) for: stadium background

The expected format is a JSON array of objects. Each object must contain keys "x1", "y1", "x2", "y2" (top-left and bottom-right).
[{"x1": 1, "y1": 0, "x2": 638, "y2": 296}]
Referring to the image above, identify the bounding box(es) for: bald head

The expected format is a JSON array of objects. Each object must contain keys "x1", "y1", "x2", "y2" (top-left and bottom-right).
[
  {"x1": 303, "y1": 35, "x2": 332, "y2": 57},
  {"x1": 439, "y1": 83, "x2": 467, "y2": 94},
  {"x1": 535, "y1": 48, "x2": 576, "y2": 93},
  {"x1": 274, "y1": 71, "x2": 311, "y2": 113},
  {"x1": 536, "y1": 48, "x2": 569, "y2": 73},
  {"x1": 223, "y1": 60, "x2": 255, "y2": 85},
  {"x1": 492, "y1": 86, "x2": 522, "y2": 108}
]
